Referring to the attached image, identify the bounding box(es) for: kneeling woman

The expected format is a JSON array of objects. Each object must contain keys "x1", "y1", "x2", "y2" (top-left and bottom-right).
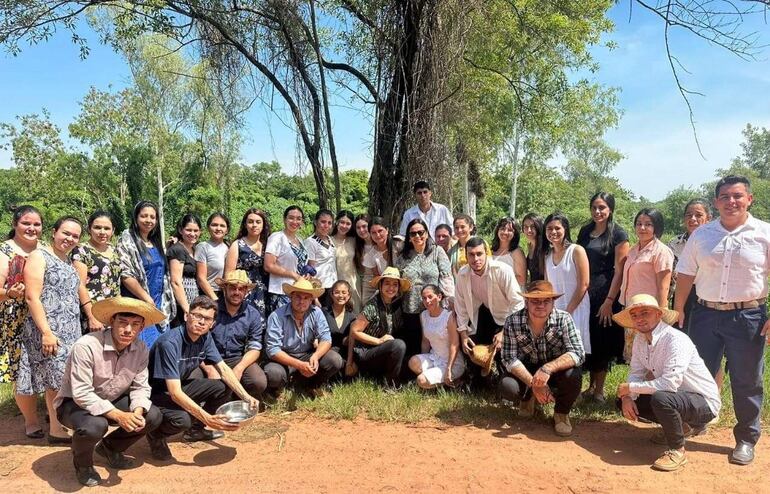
[
  {"x1": 409, "y1": 285, "x2": 465, "y2": 389},
  {"x1": 347, "y1": 267, "x2": 410, "y2": 385}
]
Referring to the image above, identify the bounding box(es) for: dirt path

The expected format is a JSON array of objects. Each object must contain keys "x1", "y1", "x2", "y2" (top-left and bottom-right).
[{"x1": 0, "y1": 413, "x2": 765, "y2": 493}]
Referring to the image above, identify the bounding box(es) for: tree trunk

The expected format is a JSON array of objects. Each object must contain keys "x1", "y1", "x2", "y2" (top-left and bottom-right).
[
  {"x1": 509, "y1": 128, "x2": 522, "y2": 218},
  {"x1": 157, "y1": 164, "x2": 166, "y2": 245}
]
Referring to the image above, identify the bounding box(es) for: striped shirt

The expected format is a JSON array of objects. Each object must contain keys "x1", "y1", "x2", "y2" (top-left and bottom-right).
[{"x1": 501, "y1": 308, "x2": 585, "y2": 372}]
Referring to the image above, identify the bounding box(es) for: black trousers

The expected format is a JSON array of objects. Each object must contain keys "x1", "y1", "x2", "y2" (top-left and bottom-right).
[
  {"x1": 616, "y1": 390, "x2": 715, "y2": 449},
  {"x1": 499, "y1": 364, "x2": 582, "y2": 414},
  {"x1": 188, "y1": 355, "x2": 268, "y2": 399},
  {"x1": 148, "y1": 378, "x2": 232, "y2": 439},
  {"x1": 394, "y1": 312, "x2": 423, "y2": 359},
  {"x1": 57, "y1": 395, "x2": 163, "y2": 468},
  {"x1": 353, "y1": 339, "x2": 407, "y2": 384},
  {"x1": 263, "y1": 350, "x2": 344, "y2": 394},
  {"x1": 471, "y1": 304, "x2": 502, "y2": 345}
]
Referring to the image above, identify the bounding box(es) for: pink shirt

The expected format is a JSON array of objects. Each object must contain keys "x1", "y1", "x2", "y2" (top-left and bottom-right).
[{"x1": 620, "y1": 238, "x2": 673, "y2": 306}]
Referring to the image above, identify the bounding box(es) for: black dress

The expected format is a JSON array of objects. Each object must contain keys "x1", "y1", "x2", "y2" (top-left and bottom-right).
[
  {"x1": 577, "y1": 224, "x2": 629, "y2": 370},
  {"x1": 322, "y1": 306, "x2": 355, "y2": 357}
]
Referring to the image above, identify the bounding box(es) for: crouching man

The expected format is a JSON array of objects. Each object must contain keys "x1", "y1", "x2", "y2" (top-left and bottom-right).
[
  {"x1": 54, "y1": 297, "x2": 166, "y2": 487},
  {"x1": 615, "y1": 294, "x2": 721, "y2": 472},
  {"x1": 146, "y1": 296, "x2": 258, "y2": 461}
]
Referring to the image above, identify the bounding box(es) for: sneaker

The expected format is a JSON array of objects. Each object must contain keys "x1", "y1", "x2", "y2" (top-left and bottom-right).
[
  {"x1": 147, "y1": 436, "x2": 174, "y2": 461},
  {"x1": 74, "y1": 464, "x2": 102, "y2": 487},
  {"x1": 95, "y1": 440, "x2": 135, "y2": 469},
  {"x1": 183, "y1": 428, "x2": 225, "y2": 442},
  {"x1": 651, "y1": 423, "x2": 707, "y2": 445},
  {"x1": 518, "y1": 397, "x2": 536, "y2": 418},
  {"x1": 553, "y1": 413, "x2": 573, "y2": 437},
  {"x1": 652, "y1": 449, "x2": 687, "y2": 472}
]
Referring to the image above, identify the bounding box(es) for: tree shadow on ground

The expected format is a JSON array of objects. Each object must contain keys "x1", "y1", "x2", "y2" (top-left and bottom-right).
[{"x1": 434, "y1": 399, "x2": 732, "y2": 467}]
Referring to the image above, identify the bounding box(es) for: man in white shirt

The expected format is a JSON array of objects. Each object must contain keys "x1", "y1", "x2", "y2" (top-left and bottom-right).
[
  {"x1": 674, "y1": 175, "x2": 770, "y2": 466},
  {"x1": 615, "y1": 294, "x2": 720, "y2": 472},
  {"x1": 398, "y1": 180, "x2": 453, "y2": 240},
  {"x1": 455, "y1": 237, "x2": 524, "y2": 379}
]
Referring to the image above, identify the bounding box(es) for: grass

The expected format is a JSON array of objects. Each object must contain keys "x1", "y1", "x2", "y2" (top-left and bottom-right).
[{"x1": 1, "y1": 351, "x2": 768, "y2": 429}]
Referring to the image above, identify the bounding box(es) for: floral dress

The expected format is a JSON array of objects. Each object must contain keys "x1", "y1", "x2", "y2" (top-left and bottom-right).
[
  {"x1": 17, "y1": 249, "x2": 81, "y2": 395},
  {"x1": 236, "y1": 238, "x2": 268, "y2": 319},
  {"x1": 71, "y1": 244, "x2": 122, "y2": 333},
  {"x1": 0, "y1": 242, "x2": 29, "y2": 382}
]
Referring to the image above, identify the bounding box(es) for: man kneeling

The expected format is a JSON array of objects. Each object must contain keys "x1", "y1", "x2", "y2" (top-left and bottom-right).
[
  {"x1": 55, "y1": 297, "x2": 166, "y2": 487},
  {"x1": 147, "y1": 296, "x2": 258, "y2": 461},
  {"x1": 615, "y1": 294, "x2": 721, "y2": 472},
  {"x1": 499, "y1": 280, "x2": 584, "y2": 436}
]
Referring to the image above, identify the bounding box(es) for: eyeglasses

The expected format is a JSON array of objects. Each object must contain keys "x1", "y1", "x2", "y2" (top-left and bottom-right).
[
  {"x1": 189, "y1": 312, "x2": 215, "y2": 324},
  {"x1": 409, "y1": 230, "x2": 426, "y2": 238}
]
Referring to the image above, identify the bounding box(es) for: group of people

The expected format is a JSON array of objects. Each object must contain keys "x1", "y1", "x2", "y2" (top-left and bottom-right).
[{"x1": 0, "y1": 175, "x2": 767, "y2": 485}]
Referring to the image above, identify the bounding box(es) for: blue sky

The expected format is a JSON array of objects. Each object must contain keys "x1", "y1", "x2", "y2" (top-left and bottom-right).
[{"x1": 1, "y1": 3, "x2": 768, "y2": 201}]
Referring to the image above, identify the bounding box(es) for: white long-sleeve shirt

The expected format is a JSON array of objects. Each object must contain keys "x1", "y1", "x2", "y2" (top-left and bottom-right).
[{"x1": 627, "y1": 321, "x2": 721, "y2": 416}]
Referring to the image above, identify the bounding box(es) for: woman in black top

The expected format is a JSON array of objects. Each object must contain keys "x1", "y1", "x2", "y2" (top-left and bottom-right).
[
  {"x1": 576, "y1": 192, "x2": 629, "y2": 402},
  {"x1": 322, "y1": 280, "x2": 356, "y2": 357},
  {"x1": 521, "y1": 212, "x2": 545, "y2": 282},
  {"x1": 167, "y1": 213, "x2": 202, "y2": 326}
]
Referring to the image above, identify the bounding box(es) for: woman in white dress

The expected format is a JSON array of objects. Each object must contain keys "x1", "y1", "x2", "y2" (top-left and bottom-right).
[
  {"x1": 409, "y1": 284, "x2": 465, "y2": 389},
  {"x1": 491, "y1": 216, "x2": 527, "y2": 287},
  {"x1": 543, "y1": 212, "x2": 591, "y2": 355},
  {"x1": 332, "y1": 210, "x2": 362, "y2": 311}
]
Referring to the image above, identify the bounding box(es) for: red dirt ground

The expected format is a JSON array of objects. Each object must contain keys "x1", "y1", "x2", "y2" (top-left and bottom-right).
[{"x1": 0, "y1": 413, "x2": 765, "y2": 493}]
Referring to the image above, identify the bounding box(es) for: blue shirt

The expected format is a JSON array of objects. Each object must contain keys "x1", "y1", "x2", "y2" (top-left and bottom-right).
[
  {"x1": 265, "y1": 304, "x2": 331, "y2": 358},
  {"x1": 212, "y1": 299, "x2": 264, "y2": 358},
  {"x1": 149, "y1": 325, "x2": 223, "y2": 392}
]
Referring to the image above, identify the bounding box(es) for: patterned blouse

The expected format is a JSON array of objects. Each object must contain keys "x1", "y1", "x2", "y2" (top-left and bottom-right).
[
  {"x1": 395, "y1": 246, "x2": 454, "y2": 314},
  {"x1": 71, "y1": 244, "x2": 122, "y2": 301}
]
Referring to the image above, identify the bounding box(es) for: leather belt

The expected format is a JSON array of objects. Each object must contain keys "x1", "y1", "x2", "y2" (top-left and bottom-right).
[{"x1": 697, "y1": 298, "x2": 765, "y2": 311}]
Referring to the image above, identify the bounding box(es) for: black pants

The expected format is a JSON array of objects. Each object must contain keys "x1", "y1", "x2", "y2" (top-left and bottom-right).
[
  {"x1": 188, "y1": 355, "x2": 268, "y2": 399},
  {"x1": 353, "y1": 339, "x2": 407, "y2": 385},
  {"x1": 57, "y1": 395, "x2": 163, "y2": 468},
  {"x1": 499, "y1": 364, "x2": 582, "y2": 414},
  {"x1": 263, "y1": 350, "x2": 344, "y2": 394},
  {"x1": 471, "y1": 304, "x2": 502, "y2": 345},
  {"x1": 148, "y1": 378, "x2": 232, "y2": 440},
  {"x1": 617, "y1": 390, "x2": 715, "y2": 449},
  {"x1": 394, "y1": 312, "x2": 422, "y2": 359}
]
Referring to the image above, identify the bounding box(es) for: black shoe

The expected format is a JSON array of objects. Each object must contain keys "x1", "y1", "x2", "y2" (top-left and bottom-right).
[
  {"x1": 74, "y1": 465, "x2": 101, "y2": 487},
  {"x1": 95, "y1": 440, "x2": 135, "y2": 469},
  {"x1": 183, "y1": 428, "x2": 224, "y2": 442},
  {"x1": 47, "y1": 434, "x2": 72, "y2": 445},
  {"x1": 730, "y1": 441, "x2": 755, "y2": 465},
  {"x1": 147, "y1": 436, "x2": 174, "y2": 461},
  {"x1": 25, "y1": 427, "x2": 44, "y2": 439}
]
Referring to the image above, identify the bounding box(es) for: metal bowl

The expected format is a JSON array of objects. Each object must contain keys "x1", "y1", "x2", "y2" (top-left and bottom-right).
[{"x1": 215, "y1": 400, "x2": 258, "y2": 426}]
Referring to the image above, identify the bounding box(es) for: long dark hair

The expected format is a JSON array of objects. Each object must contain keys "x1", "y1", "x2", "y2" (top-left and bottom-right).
[
  {"x1": 491, "y1": 216, "x2": 521, "y2": 253},
  {"x1": 354, "y1": 213, "x2": 371, "y2": 271},
  {"x1": 522, "y1": 212, "x2": 544, "y2": 275},
  {"x1": 542, "y1": 212, "x2": 572, "y2": 256},
  {"x1": 236, "y1": 208, "x2": 271, "y2": 251},
  {"x1": 174, "y1": 213, "x2": 202, "y2": 243},
  {"x1": 7, "y1": 205, "x2": 42, "y2": 240},
  {"x1": 206, "y1": 212, "x2": 231, "y2": 244},
  {"x1": 130, "y1": 200, "x2": 165, "y2": 265},
  {"x1": 577, "y1": 192, "x2": 618, "y2": 255},
  {"x1": 369, "y1": 216, "x2": 398, "y2": 265},
  {"x1": 402, "y1": 218, "x2": 435, "y2": 258},
  {"x1": 332, "y1": 210, "x2": 355, "y2": 237}
]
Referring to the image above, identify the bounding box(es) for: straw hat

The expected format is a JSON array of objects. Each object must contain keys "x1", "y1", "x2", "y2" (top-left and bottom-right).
[
  {"x1": 91, "y1": 297, "x2": 166, "y2": 326},
  {"x1": 282, "y1": 278, "x2": 325, "y2": 298},
  {"x1": 470, "y1": 344, "x2": 497, "y2": 377},
  {"x1": 612, "y1": 294, "x2": 679, "y2": 329},
  {"x1": 521, "y1": 280, "x2": 563, "y2": 299},
  {"x1": 215, "y1": 269, "x2": 256, "y2": 289},
  {"x1": 369, "y1": 266, "x2": 412, "y2": 293}
]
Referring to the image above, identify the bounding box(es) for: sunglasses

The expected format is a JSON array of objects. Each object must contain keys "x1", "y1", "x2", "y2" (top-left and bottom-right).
[{"x1": 409, "y1": 230, "x2": 426, "y2": 238}]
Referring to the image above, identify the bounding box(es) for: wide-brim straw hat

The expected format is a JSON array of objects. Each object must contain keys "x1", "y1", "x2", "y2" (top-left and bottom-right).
[
  {"x1": 470, "y1": 344, "x2": 497, "y2": 377},
  {"x1": 92, "y1": 297, "x2": 166, "y2": 326},
  {"x1": 521, "y1": 280, "x2": 563, "y2": 299},
  {"x1": 370, "y1": 266, "x2": 412, "y2": 293},
  {"x1": 215, "y1": 269, "x2": 256, "y2": 289},
  {"x1": 612, "y1": 294, "x2": 679, "y2": 329},
  {"x1": 282, "y1": 278, "x2": 325, "y2": 298}
]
